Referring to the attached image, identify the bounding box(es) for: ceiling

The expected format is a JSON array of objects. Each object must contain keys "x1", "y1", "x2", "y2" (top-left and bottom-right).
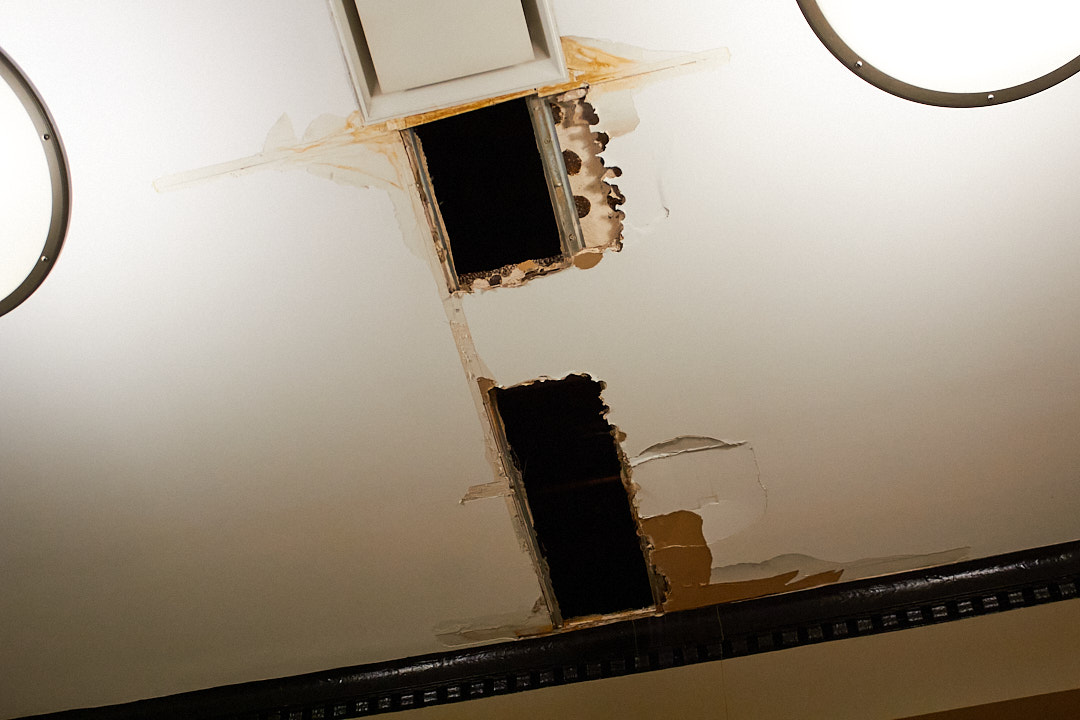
[{"x1": 1, "y1": 1, "x2": 1078, "y2": 717}]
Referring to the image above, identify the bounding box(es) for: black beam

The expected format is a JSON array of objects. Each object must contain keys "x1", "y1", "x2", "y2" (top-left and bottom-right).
[{"x1": 19, "y1": 540, "x2": 1079, "y2": 720}]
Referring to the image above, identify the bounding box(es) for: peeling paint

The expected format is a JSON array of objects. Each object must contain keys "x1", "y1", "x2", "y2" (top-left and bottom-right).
[
  {"x1": 629, "y1": 435, "x2": 746, "y2": 467},
  {"x1": 460, "y1": 479, "x2": 511, "y2": 504},
  {"x1": 434, "y1": 597, "x2": 552, "y2": 647},
  {"x1": 435, "y1": 601, "x2": 662, "y2": 647},
  {"x1": 709, "y1": 547, "x2": 972, "y2": 585},
  {"x1": 634, "y1": 438, "x2": 966, "y2": 613}
]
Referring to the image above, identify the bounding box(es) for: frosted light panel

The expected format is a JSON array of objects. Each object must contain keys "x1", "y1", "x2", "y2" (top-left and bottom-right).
[
  {"x1": 355, "y1": 0, "x2": 535, "y2": 93},
  {"x1": 816, "y1": 0, "x2": 1080, "y2": 92},
  {"x1": 0, "y1": 77, "x2": 51, "y2": 299}
]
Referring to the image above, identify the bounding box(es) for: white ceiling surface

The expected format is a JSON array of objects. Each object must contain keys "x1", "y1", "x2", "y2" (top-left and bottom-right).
[
  {"x1": 0, "y1": 2, "x2": 543, "y2": 716},
  {"x1": 470, "y1": 1, "x2": 1080, "y2": 564},
  {"x1": 0, "y1": 0, "x2": 1077, "y2": 717}
]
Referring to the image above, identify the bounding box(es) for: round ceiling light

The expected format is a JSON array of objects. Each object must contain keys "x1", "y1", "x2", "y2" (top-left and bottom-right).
[
  {"x1": 798, "y1": 0, "x2": 1080, "y2": 107},
  {"x1": 0, "y1": 46, "x2": 70, "y2": 317}
]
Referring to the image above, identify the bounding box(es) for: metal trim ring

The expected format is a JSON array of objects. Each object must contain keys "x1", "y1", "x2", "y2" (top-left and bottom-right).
[
  {"x1": 797, "y1": 0, "x2": 1080, "y2": 108},
  {"x1": 0, "y1": 46, "x2": 71, "y2": 317}
]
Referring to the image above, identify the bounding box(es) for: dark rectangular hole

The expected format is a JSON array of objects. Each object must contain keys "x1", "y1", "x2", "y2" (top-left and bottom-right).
[
  {"x1": 491, "y1": 375, "x2": 655, "y2": 619},
  {"x1": 412, "y1": 98, "x2": 563, "y2": 278}
]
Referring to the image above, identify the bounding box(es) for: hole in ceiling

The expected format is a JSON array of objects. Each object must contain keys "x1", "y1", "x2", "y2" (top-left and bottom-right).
[
  {"x1": 409, "y1": 96, "x2": 580, "y2": 287},
  {"x1": 490, "y1": 374, "x2": 656, "y2": 620}
]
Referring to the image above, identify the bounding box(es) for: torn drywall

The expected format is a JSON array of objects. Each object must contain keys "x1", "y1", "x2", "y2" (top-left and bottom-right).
[
  {"x1": 631, "y1": 439, "x2": 968, "y2": 612},
  {"x1": 630, "y1": 435, "x2": 747, "y2": 466},
  {"x1": 490, "y1": 373, "x2": 660, "y2": 619},
  {"x1": 408, "y1": 96, "x2": 577, "y2": 294},
  {"x1": 709, "y1": 547, "x2": 972, "y2": 585},
  {"x1": 460, "y1": 479, "x2": 512, "y2": 504},
  {"x1": 460, "y1": 256, "x2": 571, "y2": 293},
  {"x1": 548, "y1": 89, "x2": 626, "y2": 253},
  {"x1": 632, "y1": 437, "x2": 767, "y2": 543},
  {"x1": 441, "y1": 85, "x2": 637, "y2": 292}
]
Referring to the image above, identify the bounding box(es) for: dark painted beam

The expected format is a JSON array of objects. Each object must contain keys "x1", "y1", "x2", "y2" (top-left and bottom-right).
[{"x1": 19, "y1": 540, "x2": 1079, "y2": 720}]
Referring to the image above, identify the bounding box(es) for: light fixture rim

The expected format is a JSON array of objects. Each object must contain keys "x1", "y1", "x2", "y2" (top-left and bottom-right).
[
  {"x1": 0, "y1": 45, "x2": 71, "y2": 318},
  {"x1": 797, "y1": 0, "x2": 1080, "y2": 108}
]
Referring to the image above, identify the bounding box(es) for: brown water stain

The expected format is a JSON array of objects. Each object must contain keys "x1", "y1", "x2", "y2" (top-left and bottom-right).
[
  {"x1": 574, "y1": 195, "x2": 592, "y2": 218},
  {"x1": 643, "y1": 510, "x2": 843, "y2": 612},
  {"x1": 563, "y1": 149, "x2": 582, "y2": 175}
]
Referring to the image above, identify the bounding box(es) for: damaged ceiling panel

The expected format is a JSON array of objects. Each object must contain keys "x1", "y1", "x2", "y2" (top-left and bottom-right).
[{"x1": 2, "y1": 0, "x2": 1080, "y2": 717}]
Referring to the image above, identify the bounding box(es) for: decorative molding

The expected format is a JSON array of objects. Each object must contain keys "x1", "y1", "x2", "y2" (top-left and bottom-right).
[{"x1": 23, "y1": 540, "x2": 1080, "y2": 720}]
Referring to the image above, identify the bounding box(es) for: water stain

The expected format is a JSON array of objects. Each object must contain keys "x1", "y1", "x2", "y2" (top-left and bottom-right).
[{"x1": 643, "y1": 510, "x2": 971, "y2": 613}]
